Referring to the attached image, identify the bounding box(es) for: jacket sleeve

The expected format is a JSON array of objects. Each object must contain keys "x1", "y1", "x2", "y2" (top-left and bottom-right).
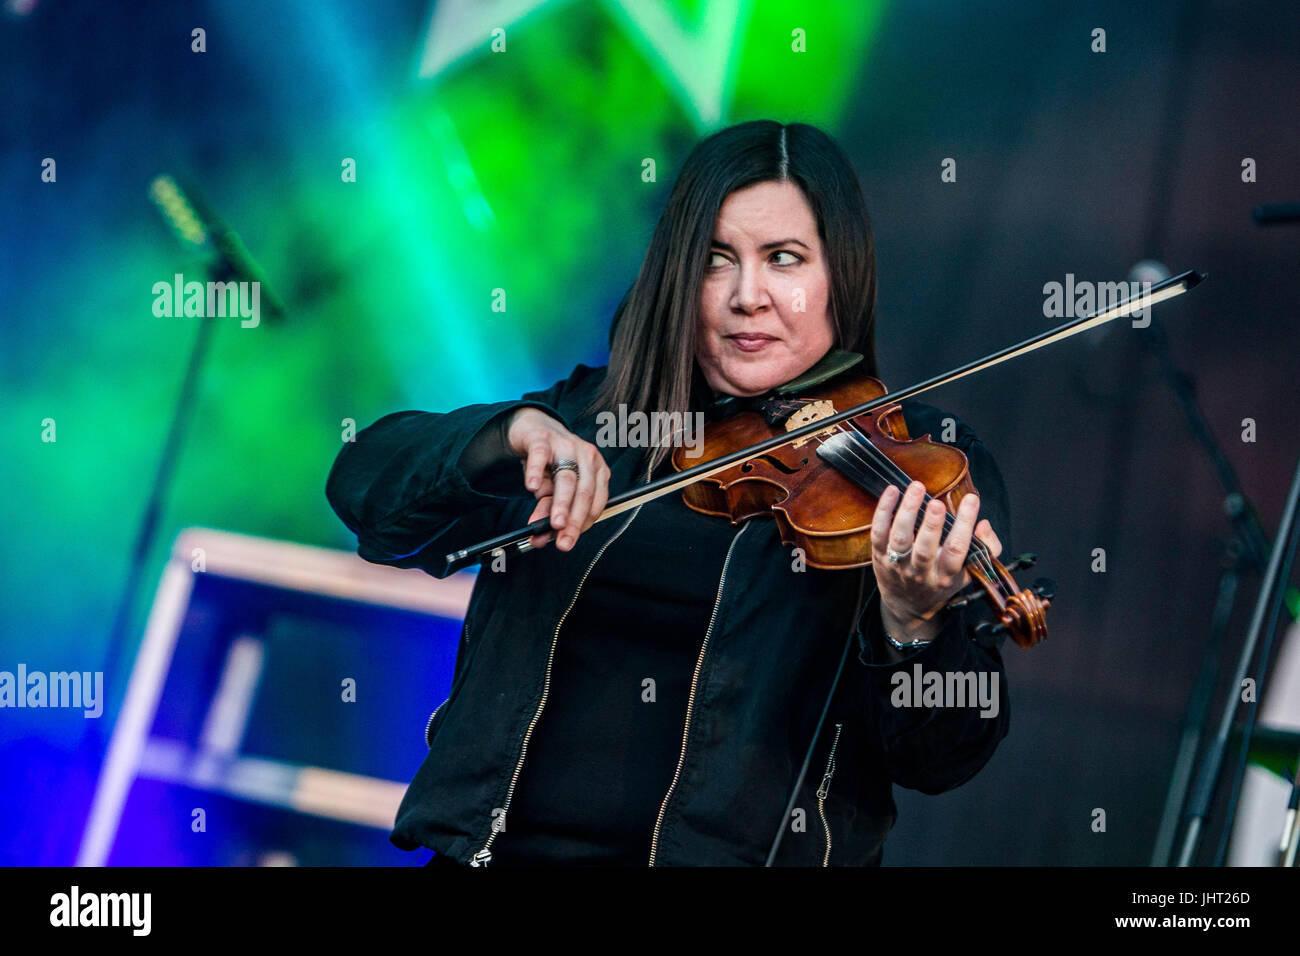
[
  {"x1": 853, "y1": 415, "x2": 1013, "y2": 794},
  {"x1": 325, "y1": 364, "x2": 601, "y2": 577}
]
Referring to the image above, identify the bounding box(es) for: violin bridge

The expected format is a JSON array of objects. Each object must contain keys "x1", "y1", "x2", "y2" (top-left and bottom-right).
[{"x1": 786, "y1": 400, "x2": 836, "y2": 449}]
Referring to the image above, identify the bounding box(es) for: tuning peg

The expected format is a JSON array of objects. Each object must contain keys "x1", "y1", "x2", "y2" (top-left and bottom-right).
[
  {"x1": 1004, "y1": 552, "x2": 1038, "y2": 572},
  {"x1": 974, "y1": 620, "x2": 1007, "y2": 640},
  {"x1": 944, "y1": 581, "x2": 985, "y2": 610},
  {"x1": 1031, "y1": 577, "x2": 1056, "y2": 601}
]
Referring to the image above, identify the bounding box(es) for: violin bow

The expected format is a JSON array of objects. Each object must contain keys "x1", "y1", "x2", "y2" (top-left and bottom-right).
[{"x1": 443, "y1": 269, "x2": 1206, "y2": 575}]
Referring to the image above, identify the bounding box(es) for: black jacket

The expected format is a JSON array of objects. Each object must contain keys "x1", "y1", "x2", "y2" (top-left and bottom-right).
[{"x1": 325, "y1": 362, "x2": 1013, "y2": 866}]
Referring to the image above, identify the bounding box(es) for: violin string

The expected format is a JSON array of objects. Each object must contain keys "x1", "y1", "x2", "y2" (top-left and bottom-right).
[
  {"x1": 806, "y1": 424, "x2": 1007, "y2": 598},
  {"x1": 828, "y1": 428, "x2": 1005, "y2": 591},
  {"x1": 816, "y1": 429, "x2": 998, "y2": 595},
  {"x1": 845, "y1": 426, "x2": 1000, "y2": 574},
  {"x1": 849, "y1": 431, "x2": 1007, "y2": 596}
]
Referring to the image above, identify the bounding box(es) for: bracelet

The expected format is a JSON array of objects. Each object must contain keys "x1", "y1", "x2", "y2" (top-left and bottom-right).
[{"x1": 884, "y1": 630, "x2": 931, "y2": 652}]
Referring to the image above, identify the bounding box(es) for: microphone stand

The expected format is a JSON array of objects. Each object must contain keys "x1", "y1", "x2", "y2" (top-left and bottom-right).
[
  {"x1": 1281, "y1": 764, "x2": 1299, "y2": 866},
  {"x1": 93, "y1": 301, "x2": 220, "y2": 752},
  {"x1": 1145, "y1": 315, "x2": 1273, "y2": 865},
  {"x1": 72, "y1": 265, "x2": 223, "y2": 863},
  {"x1": 1176, "y1": 446, "x2": 1300, "y2": 865},
  {"x1": 82, "y1": 178, "x2": 282, "y2": 779},
  {"x1": 1156, "y1": 201, "x2": 1300, "y2": 866}
]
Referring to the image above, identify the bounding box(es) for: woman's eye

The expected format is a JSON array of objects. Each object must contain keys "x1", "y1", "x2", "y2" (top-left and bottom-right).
[{"x1": 706, "y1": 250, "x2": 800, "y2": 270}]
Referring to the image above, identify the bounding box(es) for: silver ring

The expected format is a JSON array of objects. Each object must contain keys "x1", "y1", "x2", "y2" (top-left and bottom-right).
[
  {"x1": 549, "y1": 458, "x2": 579, "y2": 478},
  {"x1": 886, "y1": 547, "x2": 912, "y2": 564}
]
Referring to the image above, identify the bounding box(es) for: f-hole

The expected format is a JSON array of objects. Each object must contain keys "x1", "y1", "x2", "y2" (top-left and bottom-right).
[{"x1": 742, "y1": 454, "x2": 808, "y2": 475}]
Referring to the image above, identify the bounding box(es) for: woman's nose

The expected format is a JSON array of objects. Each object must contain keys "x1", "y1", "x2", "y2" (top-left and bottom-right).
[{"x1": 730, "y1": 262, "x2": 770, "y2": 314}]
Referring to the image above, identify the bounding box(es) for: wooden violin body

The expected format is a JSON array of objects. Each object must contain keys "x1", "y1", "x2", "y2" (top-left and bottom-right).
[
  {"x1": 673, "y1": 371, "x2": 971, "y2": 568},
  {"x1": 672, "y1": 368, "x2": 1051, "y2": 648}
]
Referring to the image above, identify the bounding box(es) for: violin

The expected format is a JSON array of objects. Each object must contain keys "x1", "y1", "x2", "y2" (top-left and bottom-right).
[
  {"x1": 443, "y1": 269, "x2": 1207, "y2": 652},
  {"x1": 672, "y1": 367, "x2": 1051, "y2": 648}
]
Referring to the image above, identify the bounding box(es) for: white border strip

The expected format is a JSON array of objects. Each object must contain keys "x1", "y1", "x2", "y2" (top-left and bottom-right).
[
  {"x1": 77, "y1": 527, "x2": 471, "y2": 865},
  {"x1": 175, "y1": 527, "x2": 473, "y2": 617}
]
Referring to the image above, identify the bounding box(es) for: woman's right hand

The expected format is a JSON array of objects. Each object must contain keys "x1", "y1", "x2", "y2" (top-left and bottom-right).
[{"x1": 505, "y1": 408, "x2": 612, "y2": 552}]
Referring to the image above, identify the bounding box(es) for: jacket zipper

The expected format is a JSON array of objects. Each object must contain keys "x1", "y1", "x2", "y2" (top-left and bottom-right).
[
  {"x1": 647, "y1": 522, "x2": 749, "y2": 866},
  {"x1": 426, "y1": 618, "x2": 473, "y2": 746},
  {"x1": 816, "y1": 722, "x2": 844, "y2": 866},
  {"x1": 468, "y1": 503, "x2": 645, "y2": 866},
  {"x1": 424, "y1": 699, "x2": 446, "y2": 747}
]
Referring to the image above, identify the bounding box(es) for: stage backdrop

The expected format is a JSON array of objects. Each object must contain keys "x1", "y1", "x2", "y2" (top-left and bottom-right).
[{"x1": 2, "y1": 0, "x2": 1297, "y2": 865}]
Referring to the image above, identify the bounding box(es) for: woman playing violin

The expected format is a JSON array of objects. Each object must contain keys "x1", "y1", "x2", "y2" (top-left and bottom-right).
[{"x1": 327, "y1": 120, "x2": 1014, "y2": 866}]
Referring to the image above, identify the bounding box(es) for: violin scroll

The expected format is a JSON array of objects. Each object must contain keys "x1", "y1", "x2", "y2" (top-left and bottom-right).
[{"x1": 947, "y1": 554, "x2": 1054, "y2": 648}]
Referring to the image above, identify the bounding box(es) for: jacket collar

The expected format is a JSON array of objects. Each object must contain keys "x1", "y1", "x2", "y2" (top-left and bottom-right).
[{"x1": 706, "y1": 348, "x2": 864, "y2": 421}]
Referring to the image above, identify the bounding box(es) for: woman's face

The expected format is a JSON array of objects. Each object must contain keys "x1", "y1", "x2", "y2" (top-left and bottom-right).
[{"x1": 696, "y1": 180, "x2": 835, "y2": 397}]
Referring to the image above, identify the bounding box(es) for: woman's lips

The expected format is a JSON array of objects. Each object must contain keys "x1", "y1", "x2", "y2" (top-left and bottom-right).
[{"x1": 727, "y1": 333, "x2": 778, "y2": 353}]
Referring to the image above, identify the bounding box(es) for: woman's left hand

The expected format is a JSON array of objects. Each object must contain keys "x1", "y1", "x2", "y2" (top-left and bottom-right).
[{"x1": 870, "y1": 480, "x2": 1002, "y2": 642}]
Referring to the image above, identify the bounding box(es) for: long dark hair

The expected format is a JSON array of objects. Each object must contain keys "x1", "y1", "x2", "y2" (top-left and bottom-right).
[{"x1": 590, "y1": 120, "x2": 879, "y2": 466}]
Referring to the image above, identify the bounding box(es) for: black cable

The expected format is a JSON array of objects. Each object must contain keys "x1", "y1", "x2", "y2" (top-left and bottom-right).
[{"x1": 764, "y1": 568, "x2": 864, "y2": 866}]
